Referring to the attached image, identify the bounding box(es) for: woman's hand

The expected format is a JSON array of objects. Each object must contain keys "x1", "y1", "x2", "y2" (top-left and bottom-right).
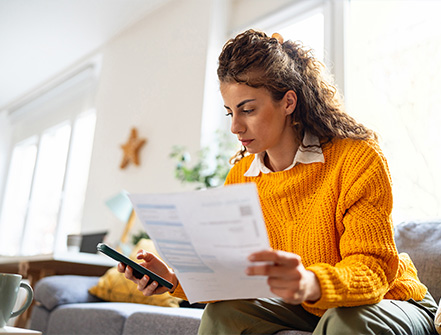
[
  {"x1": 246, "y1": 249, "x2": 321, "y2": 304},
  {"x1": 116, "y1": 250, "x2": 178, "y2": 296}
]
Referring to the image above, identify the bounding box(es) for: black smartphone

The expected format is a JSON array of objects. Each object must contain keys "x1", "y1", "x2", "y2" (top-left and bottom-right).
[{"x1": 96, "y1": 243, "x2": 173, "y2": 290}]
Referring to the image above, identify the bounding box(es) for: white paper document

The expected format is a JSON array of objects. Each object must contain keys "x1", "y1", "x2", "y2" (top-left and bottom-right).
[{"x1": 129, "y1": 183, "x2": 277, "y2": 303}]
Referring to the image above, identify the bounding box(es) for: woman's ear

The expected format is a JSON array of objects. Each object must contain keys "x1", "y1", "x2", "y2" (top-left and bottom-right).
[{"x1": 284, "y1": 90, "x2": 297, "y2": 116}]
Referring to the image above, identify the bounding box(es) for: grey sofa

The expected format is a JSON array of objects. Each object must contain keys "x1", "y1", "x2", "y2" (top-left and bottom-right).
[{"x1": 30, "y1": 221, "x2": 441, "y2": 335}]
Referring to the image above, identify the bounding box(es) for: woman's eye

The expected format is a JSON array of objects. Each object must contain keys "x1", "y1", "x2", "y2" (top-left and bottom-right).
[{"x1": 225, "y1": 109, "x2": 253, "y2": 117}]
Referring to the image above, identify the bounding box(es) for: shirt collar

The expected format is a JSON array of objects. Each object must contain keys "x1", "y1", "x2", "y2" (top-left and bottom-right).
[{"x1": 244, "y1": 132, "x2": 325, "y2": 177}]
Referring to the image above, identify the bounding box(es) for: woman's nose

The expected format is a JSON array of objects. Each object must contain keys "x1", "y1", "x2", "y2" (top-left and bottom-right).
[{"x1": 230, "y1": 115, "x2": 245, "y2": 134}]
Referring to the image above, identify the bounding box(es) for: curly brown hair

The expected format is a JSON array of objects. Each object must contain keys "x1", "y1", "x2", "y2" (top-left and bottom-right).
[{"x1": 217, "y1": 29, "x2": 377, "y2": 164}]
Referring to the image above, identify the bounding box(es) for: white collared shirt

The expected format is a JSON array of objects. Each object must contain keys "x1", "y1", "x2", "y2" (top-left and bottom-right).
[{"x1": 244, "y1": 132, "x2": 325, "y2": 177}]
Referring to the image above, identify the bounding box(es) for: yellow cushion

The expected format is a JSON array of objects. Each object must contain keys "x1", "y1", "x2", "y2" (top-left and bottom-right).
[{"x1": 89, "y1": 239, "x2": 181, "y2": 307}]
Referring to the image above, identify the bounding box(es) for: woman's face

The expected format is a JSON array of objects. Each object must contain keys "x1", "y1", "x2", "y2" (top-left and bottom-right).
[{"x1": 221, "y1": 83, "x2": 296, "y2": 156}]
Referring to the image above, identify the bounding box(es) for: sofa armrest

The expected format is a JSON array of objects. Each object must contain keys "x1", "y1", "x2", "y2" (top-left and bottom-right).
[
  {"x1": 395, "y1": 221, "x2": 441, "y2": 304},
  {"x1": 34, "y1": 275, "x2": 102, "y2": 311}
]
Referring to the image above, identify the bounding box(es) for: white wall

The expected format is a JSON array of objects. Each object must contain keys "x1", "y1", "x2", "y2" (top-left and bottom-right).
[
  {"x1": 81, "y1": 0, "x2": 212, "y2": 243},
  {"x1": 229, "y1": 0, "x2": 298, "y2": 33},
  {"x1": 0, "y1": 111, "x2": 12, "y2": 207}
]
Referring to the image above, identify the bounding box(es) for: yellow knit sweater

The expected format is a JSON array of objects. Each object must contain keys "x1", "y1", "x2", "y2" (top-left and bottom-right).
[{"x1": 172, "y1": 138, "x2": 427, "y2": 317}]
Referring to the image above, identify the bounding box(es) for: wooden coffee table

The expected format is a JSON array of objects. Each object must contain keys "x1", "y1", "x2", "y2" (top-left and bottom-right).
[{"x1": 0, "y1": 252, "x2": 116, "y2": 328}]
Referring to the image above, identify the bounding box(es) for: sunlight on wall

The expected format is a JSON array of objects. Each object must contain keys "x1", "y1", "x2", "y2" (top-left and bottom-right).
[{"x1": 347, "y1": 0, "x2": 441, "y2": 223}]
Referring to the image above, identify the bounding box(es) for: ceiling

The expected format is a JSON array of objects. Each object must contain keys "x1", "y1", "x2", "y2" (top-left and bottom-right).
[{"x1": 0, "y1": 0, "x2": 171, "y2": 111}]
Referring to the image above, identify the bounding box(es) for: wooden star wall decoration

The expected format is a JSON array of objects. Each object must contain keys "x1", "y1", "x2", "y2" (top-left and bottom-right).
[{"x1": 120, "y1": 127, "x2": 147, "y2": 169}]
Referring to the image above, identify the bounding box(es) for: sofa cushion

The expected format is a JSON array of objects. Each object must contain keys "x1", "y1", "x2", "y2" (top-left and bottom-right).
[
  {"x1": 394, "y1": 221, "x2": 441, "y2": 304},
  {"x1": 29, "y1": 305, "x2": 51, "y2": 333},
  {"x1": 122, "y1": 305, "x2": 203, "y2": 335},
  {"x1": 46, "y1": 302, "x2": 145, "y2": 335},
  {"x1": 35, "y1": 275, "x2": 102, "y2": 310}
]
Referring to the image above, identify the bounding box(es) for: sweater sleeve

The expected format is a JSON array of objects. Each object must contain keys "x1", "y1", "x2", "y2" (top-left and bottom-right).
[
  {"x1": 170, "y1": 281, "x2": 188, "y2": 300},
  {"x1": 304, "y1": 140, "x2": 400, "y2": 311},
  {"x1": 170, "y1": 281, "x2": 217, "y2": 304}
]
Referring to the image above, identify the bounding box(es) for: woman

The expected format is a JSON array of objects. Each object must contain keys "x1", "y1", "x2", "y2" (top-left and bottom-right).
[{"x1": 118, "y1": 30, "x2": 438, "y2": 334}]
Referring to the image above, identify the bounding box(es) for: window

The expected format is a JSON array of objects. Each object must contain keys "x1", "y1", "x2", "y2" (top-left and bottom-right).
[
  {"x1": 274, "y1": 11, "x2": 325, "y2": 62},
  {"x1": 249, "y1": 0, "x2": 326, "y2": 65},
  {"x1": 259, "y1": 0, "x2": 441, "y2": 223},
  {"x1": 0, "y1": 111, "x2": 96, "y2": 256},
  {"x1": 346, "y1": 0, "x2": 441, "y2": 223},
  {"x1": 263, "y1": 0, "x2": 345, "y2": 93},
  {"x1": 0, "y1": 138, "x2": 37, "y2": 255},
  {"x1": 204, "y1": 0, "x2": 440, "y2": 222},
  {"x1": 0, "y1": 63, "x2": 99, "y2": 256}
]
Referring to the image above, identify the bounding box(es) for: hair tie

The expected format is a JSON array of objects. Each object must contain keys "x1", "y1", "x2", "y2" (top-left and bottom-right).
[{"x1": 271, "y1": 33, "x2": 284, "y2": 44}]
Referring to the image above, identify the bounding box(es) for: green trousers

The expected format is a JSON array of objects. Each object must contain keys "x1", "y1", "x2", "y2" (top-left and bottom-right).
[{"x1": 198, "y1": 293, "x2": 438, "y2": 335}]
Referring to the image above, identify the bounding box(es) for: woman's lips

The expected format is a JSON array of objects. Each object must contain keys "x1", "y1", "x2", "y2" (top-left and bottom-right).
[{"x1": 240, "y1": 139, "x2": 253, "y2": 147}]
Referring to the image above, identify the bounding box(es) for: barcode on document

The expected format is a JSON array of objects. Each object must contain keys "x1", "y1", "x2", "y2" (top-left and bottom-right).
[{"x1": 239, "y1": 205, "x2": 252, "y2": 216}]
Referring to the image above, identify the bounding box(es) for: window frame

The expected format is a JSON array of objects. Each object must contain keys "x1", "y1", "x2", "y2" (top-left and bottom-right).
[{"x1": 0, "y1": 58, "x2": 101, "y2": 256}]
